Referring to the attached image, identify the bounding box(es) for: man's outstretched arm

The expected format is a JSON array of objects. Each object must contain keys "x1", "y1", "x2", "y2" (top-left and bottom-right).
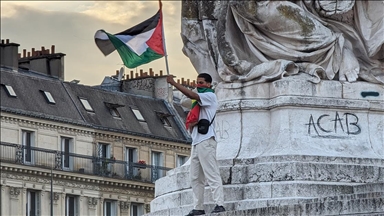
[{"x1": 167, "y1": 75, "x2": 200, "y2": 101}]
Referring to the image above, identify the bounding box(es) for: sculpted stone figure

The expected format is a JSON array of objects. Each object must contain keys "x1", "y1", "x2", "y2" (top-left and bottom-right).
[{"x1": 181, "y1": 0, "x2": 384, "y2": 85}]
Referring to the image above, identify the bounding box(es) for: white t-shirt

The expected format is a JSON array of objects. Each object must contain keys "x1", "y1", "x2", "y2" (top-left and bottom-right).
[{"x1": 191, "y1": 92, "x2": 217, "y2": 145}]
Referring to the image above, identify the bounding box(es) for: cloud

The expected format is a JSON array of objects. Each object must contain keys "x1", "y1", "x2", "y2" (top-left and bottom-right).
[
  {"x1": 82, "y1": 1, "x2": 159, "y2": 25},
  {"x1": 1, "y1": 2, "x2": 196, "y2": 85}
]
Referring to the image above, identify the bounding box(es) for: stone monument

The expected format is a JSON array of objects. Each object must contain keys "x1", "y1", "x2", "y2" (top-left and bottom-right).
[{"x1": 147, "y1": 1, "x2": 384, "y2": 215}]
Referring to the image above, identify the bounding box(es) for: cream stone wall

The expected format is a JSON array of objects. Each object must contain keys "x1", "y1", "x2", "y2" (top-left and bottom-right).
[{"x1": 1, "y1": 112, "x2": 191, "y2": 216}]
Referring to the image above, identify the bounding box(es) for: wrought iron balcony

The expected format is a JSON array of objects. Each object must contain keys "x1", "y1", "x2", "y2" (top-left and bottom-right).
[{"x1": 0, "y1": 142, "x2": 170, "y2": 183}]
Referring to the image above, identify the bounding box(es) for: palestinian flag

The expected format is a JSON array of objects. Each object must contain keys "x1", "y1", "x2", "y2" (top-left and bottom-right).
[
  {"x1": 185, "y1": 87, "x2": 214, "y2": 130},
  {"x1": 94, "y1": 4, "x2": 164, "y2": 68},
  {"x1": 185, "y1": 99, "x2": 200, "y2": 130}
]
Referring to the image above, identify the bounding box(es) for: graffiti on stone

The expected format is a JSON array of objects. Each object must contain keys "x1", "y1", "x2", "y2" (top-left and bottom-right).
[
  {"x1": 306, "y1": 111, "x2": 361, "y2": 138},
  {"x1": 361, "y1": 91, "x2": 379, "y2": 98},
  {"x1": 216, "y1": 120, "x2": 230, "y2": 140},
  {"x1": 130, "y1": 79, "x2": 154, "y2": 91}
]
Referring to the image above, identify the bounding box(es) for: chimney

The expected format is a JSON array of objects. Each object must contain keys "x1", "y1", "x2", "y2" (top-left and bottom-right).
[
  {"x1": 18, "y1": 44, "x2": 66, "y2": 80},
  {"x1": 0, "y1": 39, "x2": 20, "y2": 71},
  {"x1": 121, "y1": 68, "x2": 171, "y2": 100}
]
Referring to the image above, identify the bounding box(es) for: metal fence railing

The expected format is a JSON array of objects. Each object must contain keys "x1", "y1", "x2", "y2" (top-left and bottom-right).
[{"x1": 0, "y1": 142, "x2": 170, "y2": 183}]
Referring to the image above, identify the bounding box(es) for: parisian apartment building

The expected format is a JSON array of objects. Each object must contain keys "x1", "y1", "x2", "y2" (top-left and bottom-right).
[{"x1": 0, "y1": 39, "x2": 193, "y2": 216}]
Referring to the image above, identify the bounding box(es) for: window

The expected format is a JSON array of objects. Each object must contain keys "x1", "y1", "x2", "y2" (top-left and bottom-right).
[
  {"x1": 105, "y1": 102, "x2": 124, "y2": 118},
  {"x1": 160, "y1": 117, "x2": 171, "y2": 126},
  {"x1": 156, "y1": 112, "x2": 172, "y2": 127},
  {"x1": 79, "y1": 98, "x2": 94, "y2": 112},
  {"x1": 97, "y1": 143, "x2": 112, "y2": 175},
  {"x1": 177, "y1": 155, "x2": 188, "y2": 167},
  {"x1": 3, "y1": 84, "x2": 17, "y2": 97},
  {"x1": 65, "y1": 195, "x2": 79, "y2": 216},
  {"x1": 27, "y1": 190, "x2": 40, "y2": 216},
  {"x1": 151, "y1": 151, "x2": 164, "y2": 182},
  {"x1": 125, "y1": 147, "x2": 138, "y2": 177},
  {"x1": 103, "y1": 200, "x2": 117, "y2": 216},
  {"x1": 22, "y1": 130, "x2": 34, "y2": 164},
  {"x1": 110, "y1": 108, "x2": 121, "y2": 118},
  {"x1": 98, "y1": 143, "x2": 111, "y2": 159},
  {"x1": 131, "y1": 108, "x2": 145, "y2": 121},
  {"x1": 130, "y1": 203, "x2": 144, "y2": 216},
  {"x1": 42, "y1": 91, "x2": 56, "y2": 104},
  {"x1": 61, "y1": 137, "x2": 73, "y2": 170}
]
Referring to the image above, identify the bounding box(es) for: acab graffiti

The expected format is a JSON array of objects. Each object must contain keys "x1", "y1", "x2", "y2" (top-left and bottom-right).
[{"x1": 306, "y1": 111, "x2": 361, "y2": 138}]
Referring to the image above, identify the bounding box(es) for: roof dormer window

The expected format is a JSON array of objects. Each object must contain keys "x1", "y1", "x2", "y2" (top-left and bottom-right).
[
  {"x1": 79, "y1": 98, "x2": 94, "y2": 112},
  {"x1": 3, "y1": 84, "x2": 17, "y2": 97},
  {"x1": 155, "y1": 111, "x2": 173, "y2": 127},
  {"x1": 131, "y1": 108, "x2": 145, "y2": 122},
  {"x1": 41, "y1": 90, "x2": 55, "y2": 104},
  {"x1": 104, "y1": 102, "x2": 124, "y2": 118}
]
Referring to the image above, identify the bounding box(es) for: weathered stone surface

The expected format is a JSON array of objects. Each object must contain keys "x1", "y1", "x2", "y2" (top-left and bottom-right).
[
  {"x1": 182, "y1": 1, "x2": 384, "y2": 85},
  {"x1": 147, "y1": 80, "x2": 383, "y2": 216},
  {"x1": 146, "y1": 191, "x2": 384, "y2": 215}
]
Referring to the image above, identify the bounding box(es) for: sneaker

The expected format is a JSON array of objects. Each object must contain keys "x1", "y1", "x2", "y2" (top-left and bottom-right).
[
  {"x1": 185, "y1": 209, "x2": 206, "y2": 216},
  {"x1": 211, "y1": 205, "x2": 225, "y2": 213}
]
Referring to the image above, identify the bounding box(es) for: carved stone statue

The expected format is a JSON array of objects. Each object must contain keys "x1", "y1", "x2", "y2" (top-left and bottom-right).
[{"x1": 181, "y1": 0, "x2": 383, "y2": 85}]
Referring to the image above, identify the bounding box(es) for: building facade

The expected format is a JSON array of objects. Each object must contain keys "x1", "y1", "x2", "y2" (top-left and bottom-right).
[{"x1": 0, "y1": 39, "x2": 192, "y2": 216}]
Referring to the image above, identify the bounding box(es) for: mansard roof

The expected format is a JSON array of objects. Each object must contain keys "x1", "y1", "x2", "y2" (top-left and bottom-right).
[{"x1": 1, "y1": 66, "x2": 191, "y2": 144}]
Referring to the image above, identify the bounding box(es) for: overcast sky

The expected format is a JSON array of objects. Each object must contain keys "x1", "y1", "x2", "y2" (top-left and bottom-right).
[{"x1": 1, "y1": 1, "x2": 197, "y2": 85}]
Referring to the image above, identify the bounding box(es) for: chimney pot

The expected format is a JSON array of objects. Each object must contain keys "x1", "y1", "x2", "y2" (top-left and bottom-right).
[
  {"x1": 159, "y1": 70, "x2": 163, "y2": 76},
  {"x1": 41, "y1": 46, "x2": 45, "y2": 51},
  {"x1": 135, "y1": 72, "x2": 139, "y2": 78},
  {"x1": 130, "y1": 71, "x2": 133, "y2": 79},
  {"x1": 45, "y1": 49, "x2": 50, "y2": 54},
  {"x1": 126, "y1": 74, "x2": 129, "y2": 79},
  {"x1": 18, "y1": 53, "x2": 21, "y2": 59},
  {"x1": 139, "y1": 69, "x2": 143, "y2": 77},
  {"x1": 27, "y1": 52, "x2": 31, "y2": 57},
  {"x1": 177, "y1": 79, "x2": 180, "y2": 84},
  {"x1": 1, "y1": 39, "x2": 4, "y2": 44},
  {"x1": 6, "y1": 39, "x2": 9, "y2": 44},
  {"x1": 23, "y1": 49, "x2": 26, "y2": 58},
  {"x1": 32, "y1": 48, "x2": 35, "y2": 56},
  {"x1": 51, "y1": 45, "x2": 55, "y2": 54}
]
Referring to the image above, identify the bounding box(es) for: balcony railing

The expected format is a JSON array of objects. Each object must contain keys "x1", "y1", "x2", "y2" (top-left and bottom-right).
[{"x1": 0, "y1": 142, "x2": 171, "y2": 183}]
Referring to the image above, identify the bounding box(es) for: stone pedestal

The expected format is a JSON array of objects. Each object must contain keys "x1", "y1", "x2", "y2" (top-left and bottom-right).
[{"x1": 147, "y1": 78, "x2": 384, "y2": 215}]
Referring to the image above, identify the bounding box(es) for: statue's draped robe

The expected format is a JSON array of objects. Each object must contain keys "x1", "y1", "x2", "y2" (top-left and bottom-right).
[{"x1": 181, "y1": 0, "x2": 383, "y2": 84}]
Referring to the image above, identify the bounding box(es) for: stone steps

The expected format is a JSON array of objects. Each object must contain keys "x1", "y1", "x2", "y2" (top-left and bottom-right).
[
  {"x1": 156, "y1": 161, "x2": 384, "y2": 197},
  {"x1": 148, "y1": 156, "x2": 384, "y2": 215},
  {"x1": 151, "y1": 182, "x2": 383, "y2": 212},
  {"x1": 146, "y1": 191, "x2": 384, "y2": 216}
]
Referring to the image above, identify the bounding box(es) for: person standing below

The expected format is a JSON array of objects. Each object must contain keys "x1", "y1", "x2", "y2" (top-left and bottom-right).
[{"x1": 167, "y1": 73, "x2": 225, "y2": 216}]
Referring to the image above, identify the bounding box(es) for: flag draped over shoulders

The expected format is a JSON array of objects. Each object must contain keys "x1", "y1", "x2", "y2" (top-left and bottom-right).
[
  {"x1": 94, "y1": 4, "x2": 164, "y2": 68},
  {"x1": 185, "y1": 87, "x2": 214, "y2": 130}
]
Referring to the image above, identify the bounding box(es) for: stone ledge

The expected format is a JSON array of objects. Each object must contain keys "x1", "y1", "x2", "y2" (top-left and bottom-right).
[
  {"x1": 234, "y1": 155, "x2": 384, "y2": 166},
  {"x1": 233, "y1": 162, "x2": 383, "y2": 184},
  {"x1": 217, "y1": 96, "x2": 384, "y2": 112},
  {"x1": 216, "y1": 80, "x2": 384, "y2": 103}
]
